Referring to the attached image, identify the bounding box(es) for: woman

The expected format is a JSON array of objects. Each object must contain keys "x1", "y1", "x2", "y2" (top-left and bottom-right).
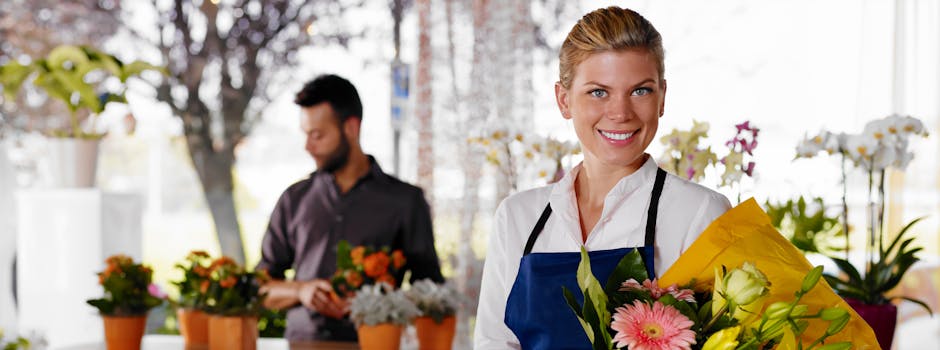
[{"x1": 474, "y1": 7, "x2": 731, "y2": 349}]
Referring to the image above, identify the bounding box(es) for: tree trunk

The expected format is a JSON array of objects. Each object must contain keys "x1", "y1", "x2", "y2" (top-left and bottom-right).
[
  {"x1": 416, "y1": 0, "x2": 434, "y2": 205},
  {"x1": 187, "y1": 136, "x2": 246, "y2": 265}
]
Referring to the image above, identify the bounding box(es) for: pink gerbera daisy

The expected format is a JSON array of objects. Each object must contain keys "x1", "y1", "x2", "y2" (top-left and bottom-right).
[{"x1": 611, "y1": 300, "x2": 696, "y2": 350}]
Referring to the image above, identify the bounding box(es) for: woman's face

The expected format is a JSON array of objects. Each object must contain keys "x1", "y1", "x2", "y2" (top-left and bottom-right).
[{"x1": 555, "y1": 49, "x2": 666, "y2": 172}]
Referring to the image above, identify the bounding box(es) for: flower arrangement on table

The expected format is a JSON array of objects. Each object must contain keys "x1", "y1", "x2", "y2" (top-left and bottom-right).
[
  {"x1": 86, "y1": 255, "x2": 165, "y2": 316},
  {"x1": 404, "y1": 279, "x2": 462, "y2": 350},
  {"x1": 794, "y1": 114, "x2": 932, "y2": 347},
  {"x1": 565, "y1": 199, "x2": 882, "y2": 349},
  {"x1": 659, "y1": 120, "x2": 759, "y2": 201},
  {"x1": 171, "y1": 250, "x2": 214, "y2": 346},
  {"x1": 201, "y1": 256, "x2": 269, "y2": 316},
  {"x1": 86, "y1": 255, "x2": 165, "y2": 350},
  {"x1": 173, "y1": 250, "x2": 213, "y2": 310},
  {"x1": 349, "y1": 283, "x2": 421, "y2": 350},
  {"x1": 331, "y1": 240, "x2": 407, "y2": 298}
]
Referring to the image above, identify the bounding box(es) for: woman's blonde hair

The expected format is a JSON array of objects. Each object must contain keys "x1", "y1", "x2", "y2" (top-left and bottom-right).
[{"x1": 558, "y1": 7, "x2": 664, "y2": 89}]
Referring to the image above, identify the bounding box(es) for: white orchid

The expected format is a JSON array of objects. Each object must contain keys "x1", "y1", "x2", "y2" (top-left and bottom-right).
[{"x1": 843, "y1": 134, "x2": 878, "y2": 169}]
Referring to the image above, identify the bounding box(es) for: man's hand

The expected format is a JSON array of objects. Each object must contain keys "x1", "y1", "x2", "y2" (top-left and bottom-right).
[{"x1": 298, "y1": 279, "x2": 349, "y2": 319}]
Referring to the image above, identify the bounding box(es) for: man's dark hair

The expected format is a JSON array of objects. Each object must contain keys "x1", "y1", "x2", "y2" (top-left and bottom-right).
[{"x1": 294, "y1": 74, "x2": 363, "y2": 123}]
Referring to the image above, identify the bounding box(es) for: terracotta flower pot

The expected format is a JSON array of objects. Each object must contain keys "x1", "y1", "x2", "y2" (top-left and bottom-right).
[
  {"x1": 415, "y1": 316, "x2": 456, "y2": 350},
  {"x1": 357, "y1": 323, "x2": 403, "y2": 350},
  {"x1": 208, "y1": 315, "x2": 258, "y2": 350},
  {"x1": 177, "y1": 308, "x2": 209, "y2": 347},
  {"x1": 845, "y1": 298, "x2": 897, "y2": 349},
  {"x1": 102, "y1": 314, "x2": 147, "y2": 350}
]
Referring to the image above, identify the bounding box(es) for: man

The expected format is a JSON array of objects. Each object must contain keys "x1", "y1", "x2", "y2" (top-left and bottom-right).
[{"x1": 258, "y1": 74, "x2": 444, "y2": 341}]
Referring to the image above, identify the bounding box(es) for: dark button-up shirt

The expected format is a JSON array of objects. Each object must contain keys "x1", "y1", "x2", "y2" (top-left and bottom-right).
[{"x1": 257, "y1": 156, "x2": 444, "y2": 341}]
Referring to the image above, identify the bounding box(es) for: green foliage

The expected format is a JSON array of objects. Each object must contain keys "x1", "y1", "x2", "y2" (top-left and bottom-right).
[
  {"x1": 764, "y1": 196, "x2": 844, "y2": 254},
  {"x1": 258, "y1": 308, "x2": 287, "y2": 338},
  {"x1": 202, "y1": 257, "x2": 269, "y2": 316},
  {"x1": 823, "y1": 218, "x2": 933, "y2": 313},
  {"x1": 0, "y1": 45, "x2": 164, "y2": 138},
  {"x1": 172, "y1": 250, "x2": 213, "y2": 309},
  {"x1": 86, "y1": 255, "x2": 163, "y2": 316}
]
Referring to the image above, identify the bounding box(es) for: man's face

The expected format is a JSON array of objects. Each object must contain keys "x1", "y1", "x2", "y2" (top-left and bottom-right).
[{"x1": 300, "y1": 102, "x2": 350, "y2": 173}]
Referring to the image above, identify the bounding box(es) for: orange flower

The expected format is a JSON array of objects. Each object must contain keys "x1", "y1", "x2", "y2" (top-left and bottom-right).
[
  {"x1": 98, "y1": 273, "x2": 106, "y2": 285},
  {"x1": 391, "y1": 250, "x2": 406, "y2": 269},
  {"x1": 200, "y1": 280, "x2": 210, "y2": 293},
  {"x1": 220, "y1": 276, "x2": 238, "y2": 289},
  {"x1": 376, "y1": 273, "x2": 396, "y2": 287},
  {"x1": 350, "y1": 246, "x2": 366, "y2": 266},
  {"x1": 209, "y1": 256, "x2": 237, "y2": 272},
  {"x1": 345, "y1": 270, "x2": 364, "y2": 288},
  {"x1": 363, "y1": 252, "x2": 390, "y2": 278},
  {"x1": 189, "y1": 250, "x2": 210, "y2": 258},
  {"x1": 193, "y1": 265, "x2": 209, "y2": 277}
]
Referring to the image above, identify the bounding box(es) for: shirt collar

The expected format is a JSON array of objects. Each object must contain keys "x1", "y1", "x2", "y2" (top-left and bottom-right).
[
  {"x1": 312, "y1": 154, "x2": 392, "y2": 186},
  {"x1": 549, "y1": 154, "x2": 659, "y2": 221}
]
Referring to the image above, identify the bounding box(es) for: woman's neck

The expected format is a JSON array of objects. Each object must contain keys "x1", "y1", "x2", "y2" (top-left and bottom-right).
[{"x1": 574, "y1": 153, "x2": 649, "y2": 241}]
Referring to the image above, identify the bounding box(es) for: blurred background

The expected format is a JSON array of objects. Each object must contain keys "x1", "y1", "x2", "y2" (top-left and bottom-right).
[{"x1": 0, "y1": 0, "x2": 937, "y2": 349}]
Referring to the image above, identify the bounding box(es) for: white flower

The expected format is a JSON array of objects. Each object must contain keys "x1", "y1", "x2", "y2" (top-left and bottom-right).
[
  {"x1": 844, "y1": 134, "x2": 878, "y2": 169},
  {"x1": 349, "y1": 283, "x2": 420, "y2": 327},
  {"x1": 404, "y1": 279, "x2": 462, "y2": 322},
  {"x1": 795, "y1": 133, "x2": 823, "y2": 158},
  {"x1": 899, "y1": 115, "x2": 927, "y2": 136},
  {"x1": 871, "y1": 146, "x2": 896, "y2": 170}
]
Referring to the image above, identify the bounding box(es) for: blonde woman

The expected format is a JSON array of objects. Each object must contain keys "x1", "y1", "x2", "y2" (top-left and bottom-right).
[{"x1": 474, "y1": 7, "x2": 731, "y2": 349}]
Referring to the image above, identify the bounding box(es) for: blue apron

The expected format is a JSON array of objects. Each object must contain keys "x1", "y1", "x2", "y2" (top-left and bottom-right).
[{"x1": 504, "y1": 168, "x2": 667, "y2": 350}]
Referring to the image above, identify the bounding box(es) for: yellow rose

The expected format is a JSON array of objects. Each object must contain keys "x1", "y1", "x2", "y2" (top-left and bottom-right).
[
  {"x1": 702, "y1": 326, "x2": 741, "y2": 350},
  {"x1": 712, "y1": 262, "x2": 771, "y2": 322}
]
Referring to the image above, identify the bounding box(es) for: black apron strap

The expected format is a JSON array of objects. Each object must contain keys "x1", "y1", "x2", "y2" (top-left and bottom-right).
[
  {"x1": 523, "y1": 167, "x2": 667, "y2": 255},
  {"x1": 645, "y1": 168, "x2": 667, "y2": 247},
  {"x1": 523, "y1": 204, "x2": 553, "y2": 256}
]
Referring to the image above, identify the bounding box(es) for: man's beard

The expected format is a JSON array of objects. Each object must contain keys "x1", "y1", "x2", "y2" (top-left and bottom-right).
[{"x1": 320, "y1": 132, "x2": 351, "y2": 173}]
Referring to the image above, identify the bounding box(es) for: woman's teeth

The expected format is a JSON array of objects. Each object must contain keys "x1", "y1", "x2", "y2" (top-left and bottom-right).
[{"x1": 600, "y1": 130, "x2": 634, "y2": 141}]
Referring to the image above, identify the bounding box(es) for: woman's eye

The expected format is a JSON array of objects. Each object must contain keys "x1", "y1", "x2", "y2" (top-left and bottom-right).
[
  {"x1": 632, "y1": 87, "x2": 653, "y2": 96},
  {"x1": 590, "y1": 89, "x2": 607, "y2": 98}
]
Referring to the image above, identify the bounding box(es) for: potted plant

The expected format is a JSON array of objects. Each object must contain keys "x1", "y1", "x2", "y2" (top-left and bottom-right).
[
  {"x1": 86, "y1": 255, "x2": 164, "y2": 350},
  {"x1": 202, "y1": 256, "x2": 268, "y2": 350},
  {"x1": 172, "y1": 250, "x2": 213, "y2": 347},
  {"x1": 797, "y1": 114, "x2": 932, "y2": 348},
  {"x1": 823, "y1": 218, "x2": 932, "y2": 348},
  {"x1": 349, "y1": 283, "x2": 420, "y2": 350},
  {"x1": 404, "y1": 279, "x2": 460, "y2": 350},
  {"x1": 0, "y1": 44, "x2": 162, "y2": 187}
]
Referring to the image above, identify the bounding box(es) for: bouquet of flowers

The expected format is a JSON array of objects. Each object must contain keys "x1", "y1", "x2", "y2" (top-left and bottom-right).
[
  {"x1": 331, "y1": 240, "x2": 407, "y2": 298},
  {"x1": 86, "y1": 255, "x2": 165, "y2": 316},
  {"x1": 172, "y1": 250, "x2": 213, "y2": 309},
  {"x1": 565, "y1": 200, "x2": 880, "y2": 349},
  {"x1": 202, "y1": 256, "x2": 269, "y2": 316}
]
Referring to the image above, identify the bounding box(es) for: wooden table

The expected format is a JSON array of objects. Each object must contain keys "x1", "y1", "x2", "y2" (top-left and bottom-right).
[{"x1": 58, "y1": 335, "x2": 359, "y2": 350}]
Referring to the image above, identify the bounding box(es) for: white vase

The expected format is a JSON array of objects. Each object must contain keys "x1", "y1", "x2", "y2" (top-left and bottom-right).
[{"x1": 46, "y1": 138, "x2": 100, "y2": 187}]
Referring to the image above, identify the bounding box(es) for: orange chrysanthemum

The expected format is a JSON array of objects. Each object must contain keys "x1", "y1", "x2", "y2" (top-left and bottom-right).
[
  {"x1": 391, "y1": 250, "x2": 406, "y2": 269},
  {"x1": 363, "y1": 252, "x2": 391, "y2": 278},
  {"x1": 376, "y1": 273, "x2": 396, "y2": 287},
  {"x1": 345, "y1": 270, "x2": 364, "y2": 288},
  {"x1": 220, "y1": 276, "x2": 238, "y2": 289},
  {"x1": 350, "y1": 247, "x2": 366, "y2": 266}
]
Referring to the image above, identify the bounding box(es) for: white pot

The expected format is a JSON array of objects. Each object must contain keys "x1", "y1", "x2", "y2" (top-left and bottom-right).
[{"x1": 46, "y1": 138, "x2": 100, "y2": 187}]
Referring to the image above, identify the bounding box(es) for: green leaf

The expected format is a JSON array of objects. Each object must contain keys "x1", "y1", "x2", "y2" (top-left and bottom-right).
[
  {"x1": 562, "y1": 286, "x2": 585, "y2": 319},
  {"x1": 336, "y1": 240, "x2": 352, "y2": 268},
  {"x1": 604, "y1": 249, "x2": 648, "y2": 295},
  {"x1": 0, "y1": 62, "x2": 36, "y2": 101},
  {"x1": 828, "y1": 257, "x2": 862, "y2": 285},
  {"x1": 576, "y1": 247, "x2": 610, "y2": 337},
  {"x1": 891, "y1": 296, "x2": 933, "y2": 315},
  {"x1": 47, "y1": 45, "x2": 91, "y2": 70},
  {"x1": 580, "y1": 292, "x2": 599, "y2": 345}
]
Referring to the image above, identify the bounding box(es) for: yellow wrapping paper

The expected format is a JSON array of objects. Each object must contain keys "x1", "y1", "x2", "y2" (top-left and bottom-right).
[{"x1": 660, "y1": 198, "x2": 880, "y2": 349}]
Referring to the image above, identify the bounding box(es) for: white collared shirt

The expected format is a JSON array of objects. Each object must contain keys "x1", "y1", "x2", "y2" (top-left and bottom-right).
[{"x1": 473, "y1": 156, "x2": 731, "y2": 349}]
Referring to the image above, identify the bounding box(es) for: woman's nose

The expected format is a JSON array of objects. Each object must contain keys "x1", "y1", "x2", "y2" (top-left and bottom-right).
[{"x1": 606, "y1": 95, "x2": 635, "y2": 121}]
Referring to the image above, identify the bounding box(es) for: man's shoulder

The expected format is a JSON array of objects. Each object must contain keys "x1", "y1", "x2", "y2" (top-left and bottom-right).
[{"x1": 374, "y1": 172, "x2": 425, "y2": 198}]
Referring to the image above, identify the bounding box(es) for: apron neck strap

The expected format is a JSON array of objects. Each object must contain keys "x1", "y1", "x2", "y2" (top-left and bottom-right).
[
  {"x1": 523, "y1": 167, "x2": 668, "y2": 256},
  {"x1": 645, "y1": 168, "x2": 667, "y2": 247}
]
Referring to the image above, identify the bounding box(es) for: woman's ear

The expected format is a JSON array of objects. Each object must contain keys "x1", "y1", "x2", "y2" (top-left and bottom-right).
[{"x1": 555, "y1": 82, "x2": 572, "y2": 120}]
